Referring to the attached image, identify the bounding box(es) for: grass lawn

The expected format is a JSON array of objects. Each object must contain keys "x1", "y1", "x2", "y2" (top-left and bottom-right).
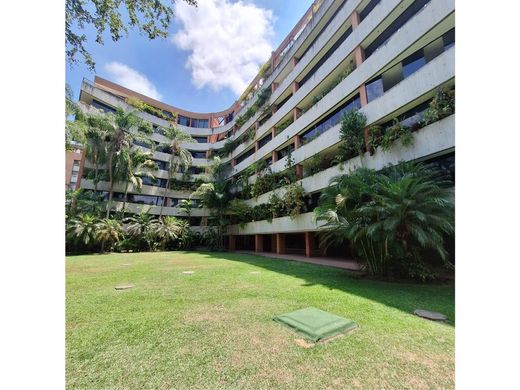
[{"x1": 66, "y1": 251, "x2": 455, "y2": 389}]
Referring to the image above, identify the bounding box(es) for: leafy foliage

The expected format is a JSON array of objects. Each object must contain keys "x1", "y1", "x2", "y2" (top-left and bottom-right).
[
  {"x1": 315, "y1": 163, "x2": 454, "y2": 280},
  {"x1": 126, "y1": 96, "x2": 175, "y2": 121},
  {"x1": 335, "y1": 109, "x2": 367, "y2": 162},
  {"x1": 423, "y1": 88, "x2": 456, "y2": 125},
  {"x1": 66, "y1": 0, "x2": 198, "y2": 70}
]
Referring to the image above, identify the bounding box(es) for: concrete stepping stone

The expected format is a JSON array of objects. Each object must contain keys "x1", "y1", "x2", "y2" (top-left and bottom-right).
[
  {"x1": 250, "y1": 271, "x2": 261, "y2": 274},
  {"x1": 115, "y1": 284, "x2": 134, "y2": 290},
  {"x1": 182, "y1": 271, "x2": 194, "y2": 275},
  {"x1": 414, "y1": 309, "x2": 448, "y2": 321},
  {"x1": 121, "y1": 263, "x2": 132, "y2": 266}
]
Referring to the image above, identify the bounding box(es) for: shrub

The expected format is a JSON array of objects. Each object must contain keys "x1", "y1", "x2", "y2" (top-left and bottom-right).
[
  {"x1": 423, "y1": 88, "x2": 455, "y2": 125},
  {"x1": 336, "y1": 109, "x2": 367, "y2": 162},
  {"x1": 380, "y1": 119, "x2": 413, "y2": 151}
]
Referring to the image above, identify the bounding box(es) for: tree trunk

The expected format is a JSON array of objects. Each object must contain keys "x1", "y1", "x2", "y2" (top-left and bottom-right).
[
  {"x1": 159, "y1": 177, "x2": 169, "y2": 220},
  {"x1": 93, "y1": 156, "x2": 99, "y2": 192},
  {"x1": 122, "y1": 182, "x2": 129, "y2": 219},
  {"x1": 106, "y1": 152, "x2": 114, "y2": 218}
]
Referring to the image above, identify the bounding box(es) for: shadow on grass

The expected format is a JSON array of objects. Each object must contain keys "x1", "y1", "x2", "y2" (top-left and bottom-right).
[{"x1": 192, "y1": 250, "x2": 455, "y2": 326}]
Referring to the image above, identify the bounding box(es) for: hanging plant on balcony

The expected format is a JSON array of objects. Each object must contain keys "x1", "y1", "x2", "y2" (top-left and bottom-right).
[
  {"x1": 422, "y1": 88, "x2": 455, "y2": 126},
  {"x1": 335, "y1": 109, "x2": 367, "y2": 163},
  {"x1": 380, "y1": 119, "x2": 413, "y2": 151}
]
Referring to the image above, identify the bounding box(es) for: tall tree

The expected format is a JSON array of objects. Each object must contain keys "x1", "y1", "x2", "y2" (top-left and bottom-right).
[
  {"x1": 192, "y1": 157, "x2": 231, "y2": 250},
  {"x1": 104, "y1": 108, "x2": 154, "y2": 218},
  {"x1": 118, "y1": 149, "x2": 158, "y2": 218},
  {"x1": 66, "y1": 0, "x2": 198, "y2": 70},
  {"x1": 157, "y1": 125, "x2": 194, "y2": 218}
]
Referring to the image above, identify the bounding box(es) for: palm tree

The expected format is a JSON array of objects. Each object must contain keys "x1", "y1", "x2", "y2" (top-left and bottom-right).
[
  {"x1": 104, "y1": 108, "x2": 154, "y2": 218},
  {"x1": 178, "y1": 199, "x2": 194, "y2": 225},
  {"x1": 124, "y1": 212, "x2": 159, "y2": 251},
  {"x1": 157, "y1": 124, "x2": 194, "y2": 218},
  {"x1": 192, "y1": 157, "x2": 231, "y2": 250},
  {"x1": 67, "y1": 214, "x2": 98, "y2": 248},
  {"x1": 315, "y1": 162, "x2": 454, "y2": 278},
  {"x1": 96, "y1": 218, "x2": 124, "y2": 252},
  {"x1": 118, "y1": 149, "x2": 158, "y2": 218},
  {"x1": 153, "y1": 216, "x2": 185, "y2": 250}
]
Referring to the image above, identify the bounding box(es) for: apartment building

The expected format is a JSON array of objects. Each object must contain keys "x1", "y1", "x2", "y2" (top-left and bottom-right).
[{"x1": 77, "y1": 0, "x2": 455, "y2": 257}]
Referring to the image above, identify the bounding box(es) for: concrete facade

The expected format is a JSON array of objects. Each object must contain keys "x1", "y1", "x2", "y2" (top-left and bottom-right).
[{"x1": 76, "y1": 0, "x2": 455, "y2": 257}]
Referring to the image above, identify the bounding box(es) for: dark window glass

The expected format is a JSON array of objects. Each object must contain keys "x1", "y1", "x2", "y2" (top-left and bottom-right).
[
  {"x1": 359, "y1": 0, "x2": 381, "y2": 22},
  {"x1": 154, "y1": 160, "x2": 168, "y2": 171},
  {"x1": 366, "y1": 76, "x2": 384, "y2": 102},
  {"x1": 443, "y1": 28, "x2": 455, "y2": 50},
  {"x1": 364, "y1": 0, "x2": 431, "y2": 58},
  {"x1": 236, "y1": 147, "x2": 255, "y2": 165},
  {"x1": 298, "y1": 0, "x2": 348, "y2": 60},
  {"x1": 190, "y1": 151, "x2": 207, "y2": 159},
  {"x1": 276, "y1": 93, "x2": 293, "y2": 112},
  {"x1": 258, "y1": 133, "x2": 272, "y2": 149},
  {"x1": 299, "y1": 26, "x2": 353, "y2": 87},
  {"x1": 300, "y1": 94, "x2": 361, "y2": 143},
  {"x1": 402, "y1": 50, "x2": 426, "y2": 79},
  {"x1": 92, "y1": 100, "x2": 116, "y2": 113},
  {"x1": 382, "y1": 63, "x2": 404, "y2": 91},
  {"x1": 277, "y1": 143, "x2": 295, "y2": 160},
  {"x1": 178, "y1": 115, "x2": 190, "y2": 126},
  {"x1": 193, "y1": 137, "x2": 207, "y2": 144},
  {"x1": 265, "y1": 156, "x2": 273, "y2": 166}
]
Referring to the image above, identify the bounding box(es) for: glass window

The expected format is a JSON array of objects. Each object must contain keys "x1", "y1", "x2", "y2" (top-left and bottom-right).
[
  {"x1": 366, "y1": 76, "x2": 384, "y2": 102},
  {"x1": 236, "y1": 147, "x2": 255, "y2": 165},
  {"x1": 364, "y1": 0, "x2": 431, "y2": 58},
  {"x1": 424, "y1": 37, "x2": 445, "y2": 63},
  {"x1": 301, "y1": 94, "x2": 361, "y2": 143},
  {"x1": 402, "y1": 50, "x2": 426, "y2": 79},
  {"x1": 382, "y1": 63, "x2": 403, "y2": 91},
  {"x1": 178, "y1": 115, "x2": 190, "y2": 126},
  {"x1": 193, "y1": 137, "x2": 207, "y2": 144},
  {"x1": 443, "y1": 28, "x2": 455, "y2": 51},
  {"x1": 258, "y1": 133, "x2": 272, "y2": 149},
  {"x1": 190, "y1": 151, "x2": 207, "y2": 159}
]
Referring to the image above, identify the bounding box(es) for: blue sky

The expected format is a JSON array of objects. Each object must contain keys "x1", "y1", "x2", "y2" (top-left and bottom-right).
[{"x1": 66, "y1": 0, "x2": 313, "y2": 113}]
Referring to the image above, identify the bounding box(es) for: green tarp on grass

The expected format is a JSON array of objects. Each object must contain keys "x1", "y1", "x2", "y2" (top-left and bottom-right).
[{"x1": 274, "y1": 307, "x2": 357, "y2": 342}]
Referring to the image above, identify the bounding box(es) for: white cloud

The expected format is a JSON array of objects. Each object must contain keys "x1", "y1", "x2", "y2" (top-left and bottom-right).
[
  {"x1": 103, "y1": 62, "x2": 163, "y2": 100},
  {"x1": 172, "y1": 0, "x2": 274, "y2": 96}
]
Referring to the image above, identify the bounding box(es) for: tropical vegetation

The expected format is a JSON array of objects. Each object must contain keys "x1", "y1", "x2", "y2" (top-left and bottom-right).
[{"x1": 315, "y1": 162, "x2": 454, "y2": 281}]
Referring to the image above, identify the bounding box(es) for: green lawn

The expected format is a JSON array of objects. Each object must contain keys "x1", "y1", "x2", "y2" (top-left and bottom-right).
[{"x1": 66, "y1": 251, "x2": 455, "y2": 389}]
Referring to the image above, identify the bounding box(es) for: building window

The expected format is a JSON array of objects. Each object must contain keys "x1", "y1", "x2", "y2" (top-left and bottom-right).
[
  {"x1": 402, "y1": 50, "x2": 426, "y2": 79},
  {"x1": 236, "y1": 147, "x2": 255, "y2": 165},
  {"x1": 190, "y1": 151, "x2": 207, "y2": 159},
  {"x1": 300, "y1": 94, "x2": 361, "y2": 144},
  {"x1": 364, "y1": 0, "x2": 431, "y2": 58},
  {"x1": 365, "y1": 76, "x2": 384, "y2": 102},
  {"x1": 257, "y1": 133, "x2": 272, "y2": 149}
]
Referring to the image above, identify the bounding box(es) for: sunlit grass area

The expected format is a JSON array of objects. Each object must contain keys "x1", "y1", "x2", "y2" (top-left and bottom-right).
[{"x1": 66, "y1": 251, "x2": 454, "y2": 389}]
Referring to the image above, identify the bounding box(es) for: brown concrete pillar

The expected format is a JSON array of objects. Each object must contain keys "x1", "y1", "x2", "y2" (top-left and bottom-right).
[
  {"x1": 229, "y1": 235, "x2": 236, "y2": 251},
  {"x1": 271, "y1": 127, "x2": 276, "y2": 138},
  {"x1": 272, "y1": 150, "x2": 278, "y2": 163},
  {"x1": 255, "y1": 234, "x2": 264, "y2": 253},
  {"x1": 271, "y1": 82, "x2": 279, "y2": 93},
  {"x1": 351, "y1": 10, "x2": 361, "y2": 29},
  {"x1": 305, "y1": 232, "x2": 315, "y2": 257},
  {"x1": 272, "y1": 104, "x2": 278, "y2": 116},
  {"x1": 231, "y1": 159, "x2": 237, "y2": 167},
  {"x1": 292, "y1": 81, "x2": 299, "y2": 94},
  {"x1": 276, "y1": 233, "x2": 286, "y2": 254},
  {"x1": 293, "y1": 107, "x2": 301, "y2": 122},
  {"x1": 295, "y1": 164, "x2": 303, "y2": 179},
  {"x1": 255, "y1": 141, "x2": 259, "y2": 152},
  {"x1": 292, "y1": 57, "x2": 299, "y2": 67},
  {"x1": 354, "y1": 46, "x2": 365, "y2": 67},
  {"x1": 359, "y1": 84, "x2": 368, "y2": 107},
  {"x1": 294, "y1": 135, "x2": 302, "y2": 149}
]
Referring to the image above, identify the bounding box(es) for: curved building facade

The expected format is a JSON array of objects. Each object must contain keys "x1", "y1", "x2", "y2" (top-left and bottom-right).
[{"x1": 77, "y1": 0, "x2": 455, "y2": 255}]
